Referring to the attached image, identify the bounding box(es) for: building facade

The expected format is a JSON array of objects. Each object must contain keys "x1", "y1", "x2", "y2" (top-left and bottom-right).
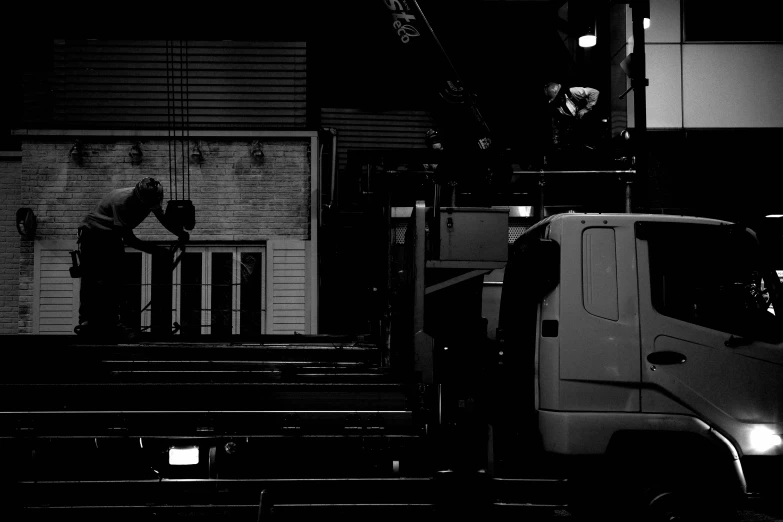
[
  {"x1": 7, "y1": 40, "x2": 320, "y2": 336},
  {"x1": 2, "y1": 1, "x2": 781, "y2": 336}
]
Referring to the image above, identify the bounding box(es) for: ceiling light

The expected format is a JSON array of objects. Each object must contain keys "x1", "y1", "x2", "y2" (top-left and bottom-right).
[{"x1": 579, "y1": 34, "x2": 597, "y2": 47}]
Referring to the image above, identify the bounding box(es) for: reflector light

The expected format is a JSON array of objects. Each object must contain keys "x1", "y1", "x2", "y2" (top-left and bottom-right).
[
  {"x1": 749, "y1": 426, "x2": 782, "y2": 453},
  {"x1": 169, "y1": 446, "x2": 200, "y2": 465}
]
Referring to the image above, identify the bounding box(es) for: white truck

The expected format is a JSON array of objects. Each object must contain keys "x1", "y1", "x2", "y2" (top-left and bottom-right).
[
  {"x1": 6, "y1": 211, "x2": 781, "y2": 521},
  {"x1": 492, "y1": 212, "x2": 783, "y2": 519}
]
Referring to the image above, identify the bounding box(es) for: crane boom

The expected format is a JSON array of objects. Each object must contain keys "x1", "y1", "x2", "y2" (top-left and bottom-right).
[{"x1": 382, "y1": 0, "x2": 492, "y2": 153}]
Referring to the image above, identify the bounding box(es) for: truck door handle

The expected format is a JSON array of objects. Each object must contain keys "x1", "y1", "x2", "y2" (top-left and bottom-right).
[
  {"x1": 725, "y1": 335, "x2": 753, "y2": 348},
  {"x1": 646, "y1": 351, "x2": 687, "y2": 365}
]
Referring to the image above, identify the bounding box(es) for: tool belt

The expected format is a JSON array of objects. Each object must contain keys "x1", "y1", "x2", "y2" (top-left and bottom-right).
[{"x1": 69, "y1": 227, "x2": 85, "y2": 278}]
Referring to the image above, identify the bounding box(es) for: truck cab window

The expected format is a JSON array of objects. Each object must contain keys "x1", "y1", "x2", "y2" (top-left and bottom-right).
[{"x1": 646, "y1": 224, "x2": 782, "y2": 342}]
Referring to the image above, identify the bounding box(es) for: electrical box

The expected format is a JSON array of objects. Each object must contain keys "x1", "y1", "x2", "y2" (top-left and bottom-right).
[{"x1": 437, "y1": 207, "x2": 508, "y2": 262}]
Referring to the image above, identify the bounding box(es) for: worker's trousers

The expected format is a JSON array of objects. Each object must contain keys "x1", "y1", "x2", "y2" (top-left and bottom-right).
[{"x1": 77, "y1": 227, "x2": 125, "y2": 327}]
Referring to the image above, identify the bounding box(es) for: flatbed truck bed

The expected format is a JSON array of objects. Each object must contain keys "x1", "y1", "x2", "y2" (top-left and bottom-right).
[{"x1": 0, "y1": 334, "x2": 569, "y2": 521}]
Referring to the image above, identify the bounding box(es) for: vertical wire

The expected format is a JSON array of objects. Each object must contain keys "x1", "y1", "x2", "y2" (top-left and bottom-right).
[
  {"x1": 179, "y1": 40, "x2": 186, "y2": 201},
  {"x1": 171, "y1": 42, "x2": 178, "y2": 202},
  {"x1": 185, "y1": 40, "x2": 191, "y2": 200},
  {"x1": 166, "y1": 41, "x2": 173, "y2": 198}
]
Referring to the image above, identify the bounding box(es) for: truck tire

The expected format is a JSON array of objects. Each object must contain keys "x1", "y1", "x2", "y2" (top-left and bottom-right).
[{"x1": 598, "y1": 432, "x2": 741, "y2": 522}]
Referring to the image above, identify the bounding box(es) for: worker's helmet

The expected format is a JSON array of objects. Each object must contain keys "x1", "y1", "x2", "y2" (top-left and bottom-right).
[
  {"x1": 134, "y1": 177, "x2": 164, "y2": 210},
  {"x1": 544, "y1": 82, "x2": 562, "y2": 103}
]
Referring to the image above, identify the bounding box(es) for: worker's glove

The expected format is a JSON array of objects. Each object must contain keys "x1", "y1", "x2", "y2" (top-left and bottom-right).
[{"x1": 577, "y1": 109, "x2": 590, "y2": 120}]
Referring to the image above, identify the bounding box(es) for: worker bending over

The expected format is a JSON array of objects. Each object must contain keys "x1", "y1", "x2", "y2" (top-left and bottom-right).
[
  {"x1": 75, "y1": 177, "x2": 190, "y2": 338},
  {"x1": 543, "y1": 81, "x2": 600, "y2": 164}
]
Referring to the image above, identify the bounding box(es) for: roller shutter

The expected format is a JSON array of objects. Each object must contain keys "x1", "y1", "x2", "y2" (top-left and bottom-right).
[
  {"x1": 26, "y1": 40, "x2": 307, "y2": 129},
  {"x1": 320, "y1": 107, "x2": 434, "y2": 176}
]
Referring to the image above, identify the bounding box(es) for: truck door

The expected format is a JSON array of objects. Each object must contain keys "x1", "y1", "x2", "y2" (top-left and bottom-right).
[{"x1": 636, "y1": 221, "x2": 783, "y2": 454}]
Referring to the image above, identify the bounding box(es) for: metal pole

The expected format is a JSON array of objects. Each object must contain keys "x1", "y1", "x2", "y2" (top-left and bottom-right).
[
  {"x1": 433, "y1": 183, "x2": 441, "y2": 261},
  {"x1": 256, "y1": 489, "x2": 270, "y2": 521},
  {"x1": 329, "y1": 129, "x2": 338, "y2": 206},
  {"x1": 413, "y1": 201, "x2": 434, "y2": 384},
  {"x1": 631, "y1": 0, "x2": 648, "y2": 212}
]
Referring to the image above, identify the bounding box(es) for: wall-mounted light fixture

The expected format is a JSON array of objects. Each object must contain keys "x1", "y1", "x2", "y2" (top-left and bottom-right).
[
  {"x1": 578, "y1": 20, "x2": 597, "y2": 48},
  {"x1": 129, "y1": 142, "x2": 143, "y2": 162},
  {"x1": 636, "y1": 0, "x2": 651, "y2": 29},
  {"x1": 251, "y1": 140, "x2": 264, "y2": 160},
  {"x1": 190, "y1": 142, "x2": 203, "y2": 162},
  {"x1": 69, "y1": 140, "x2": 83, "y2": 161},
  {"x1": 16, "y1": 208, "x2": 37, "y2": 239}
]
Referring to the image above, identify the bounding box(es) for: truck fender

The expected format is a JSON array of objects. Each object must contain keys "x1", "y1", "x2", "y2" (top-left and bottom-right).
[{"x1": 604, "y1": 427, "x2": 746, "y2": 500}]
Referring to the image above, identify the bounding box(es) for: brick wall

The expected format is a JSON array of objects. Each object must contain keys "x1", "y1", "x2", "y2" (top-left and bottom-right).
[
  {"x1": 18, "y1": 136, "x2": 313, "y2": 331},
  {"x1": 0, "y1": 153, "x2": 22, "y2": 334},
  {"x1": 21, "y1": 139, "x2": 311, "y2": 242}
]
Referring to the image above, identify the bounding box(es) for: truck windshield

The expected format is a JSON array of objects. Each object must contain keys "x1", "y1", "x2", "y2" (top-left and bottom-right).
[{"x1": 643, "y1": 222, "x2": 782, "y2": 343}]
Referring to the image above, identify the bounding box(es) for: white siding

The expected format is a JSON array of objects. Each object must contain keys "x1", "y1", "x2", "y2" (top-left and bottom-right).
[
  {"x1": 34, "y1": 241, "x2": 79, "y2": 334},
  {"x1": 267, "y1": 240, "x2": 307, "y2": 335}
]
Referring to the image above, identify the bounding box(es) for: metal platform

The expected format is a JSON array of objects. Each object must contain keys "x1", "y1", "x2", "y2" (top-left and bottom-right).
[
  {"x1": 1, "y1": 335, "x2": 573, "y2": 520},
  {"x1": 1, "y1": 335, "x2": 420, "y2": 435},
  {"x1": 7, "y1": 475, "x2": 571, "y2": 521}
]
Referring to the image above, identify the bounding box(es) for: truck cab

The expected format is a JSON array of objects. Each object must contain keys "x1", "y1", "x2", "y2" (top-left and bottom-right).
[{"x1": 497, "y1": 212, "x2": 783, "y2": 516}]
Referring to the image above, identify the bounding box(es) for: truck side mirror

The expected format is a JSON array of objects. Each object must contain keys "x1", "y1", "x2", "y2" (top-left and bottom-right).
[
  {"x1": 534, "y1": 239, "x2": 560, "y2": 298},
  {"x1": 499, "y1": 237, "x2": 560, "y2": 343}
]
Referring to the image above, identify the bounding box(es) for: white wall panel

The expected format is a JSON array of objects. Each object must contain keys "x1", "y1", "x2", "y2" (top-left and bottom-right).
[
  {"x1": 647, "y1": 0, "x2": 681, "y2": 44},
  {"x1": 628, "y1": 44, "x2": 683, "y2": 128},
  {"x1": 683, "y1": 44, "x2": 783, "y2": 128}
]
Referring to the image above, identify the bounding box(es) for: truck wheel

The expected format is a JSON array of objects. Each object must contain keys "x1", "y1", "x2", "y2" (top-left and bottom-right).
[
  {"x1": 603, "y1": 433, "x2": 741, "y2": 522},
  {"x1": 643, "y1": 488, "x2": 688, "y2": 522},
  {"x1": 641, "y1": 482, "x2": 738, "y2": 522}
]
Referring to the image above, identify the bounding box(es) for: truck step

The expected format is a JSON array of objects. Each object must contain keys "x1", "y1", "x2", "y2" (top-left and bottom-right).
[{"x1": 491, "y1": 477, "x2": 570, "y2": 507}]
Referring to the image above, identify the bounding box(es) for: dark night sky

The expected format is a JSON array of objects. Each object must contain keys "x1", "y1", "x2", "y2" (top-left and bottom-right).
[{"x1": 1, "y1": 1, "x2": 578, "y2": 152}]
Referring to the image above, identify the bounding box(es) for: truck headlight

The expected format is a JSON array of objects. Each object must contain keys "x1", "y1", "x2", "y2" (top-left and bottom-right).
[{"x1": 749, "y1": 426, "x2": 782, "y2": 453}]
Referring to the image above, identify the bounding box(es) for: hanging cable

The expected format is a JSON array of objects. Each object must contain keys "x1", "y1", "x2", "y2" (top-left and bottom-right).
[
  {"x1": 161, "y1": 40, "x2": 196, "y2": 236},
  {"x1": 169, "y1": 41, "x2": 178, "y2": 202},
  {"x1": 185, "y1": 40, "x2": 191, "y2": 200},
  {"x1": 166, "y1": 41, "x2": 173, "y2": 199},
  {"x1": 179, "y1": 40, "x2": 186, "y2": 201}
]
